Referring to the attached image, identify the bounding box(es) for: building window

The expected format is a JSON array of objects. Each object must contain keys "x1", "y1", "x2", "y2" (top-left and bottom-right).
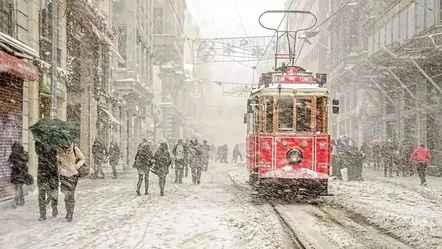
[
  {"x1": 39, "y1": 3, "x2": 61, "y2": 65},
  {"x1": 0, "y1": 1, "x2": 13, "y2": 35},
  {"x1": 400, "y1": 8, "x2": 408, "y2": 40},
  {"x1": 153, "y1": 8, "x2": 163, "y2": 34},
  {"x1": 380, "y1": 26, "x2": 386, "y2": 48},
  {"x1": 407, "y1": 3, "x2": 415, "y2": 39},
  {"x1": 393, "y1": 14, "x2": 400, "y2": 42},
  {"x1": 386, "y1": 21, "x2": 392, "y2": 46},
  {"x1": 416, "y1": 0, "x2": 425, "y2": 34},
  {"x1": 426, "y1": 0, "x2": 435, "y2": 28},
  {"x1": 118, "y1": 25, "x2": 127, "y2": 68}
]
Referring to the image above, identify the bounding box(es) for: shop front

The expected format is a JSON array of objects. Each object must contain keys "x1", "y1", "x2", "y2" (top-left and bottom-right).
[{"x1": 0, "y1": 50, "x2": 37, "y2": 200}]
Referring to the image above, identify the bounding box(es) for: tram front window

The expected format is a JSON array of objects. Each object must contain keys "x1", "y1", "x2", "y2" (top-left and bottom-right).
[
  {"x1": 277, "y1": 99, "x2": 293, "y2": 132},
  {"x1": 296, "y1": 99, "x2": 312, "y2": 133}
]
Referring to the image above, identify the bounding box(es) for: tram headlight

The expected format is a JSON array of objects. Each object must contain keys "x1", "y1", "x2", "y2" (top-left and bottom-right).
[{"x1": 286, "y1": 148, "x2": 303, "y2": 165}]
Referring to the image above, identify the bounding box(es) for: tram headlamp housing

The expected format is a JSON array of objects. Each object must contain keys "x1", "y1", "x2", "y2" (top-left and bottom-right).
[{"x1": 286, "y1": 148, "x2": 303, "y2": 165}]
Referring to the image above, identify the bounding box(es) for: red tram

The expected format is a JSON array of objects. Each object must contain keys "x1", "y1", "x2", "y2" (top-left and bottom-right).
[{"x1": 244, "y1": 66, "x2": 335, "y2": 196}]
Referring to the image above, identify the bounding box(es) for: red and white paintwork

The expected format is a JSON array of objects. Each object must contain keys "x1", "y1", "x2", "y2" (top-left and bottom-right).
[{"x1": 246, "y1": 135, "x2": 331, "y2": 180}]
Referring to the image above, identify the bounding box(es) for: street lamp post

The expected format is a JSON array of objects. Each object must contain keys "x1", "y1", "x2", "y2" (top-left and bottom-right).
[{"x1": 50, "y1": 0, "x2": 59, "y2": 119}]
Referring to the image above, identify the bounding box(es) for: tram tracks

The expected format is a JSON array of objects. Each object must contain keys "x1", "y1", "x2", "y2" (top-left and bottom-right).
[{"x1": 228, "y1": 172, "x2": 415, "y2": 249}]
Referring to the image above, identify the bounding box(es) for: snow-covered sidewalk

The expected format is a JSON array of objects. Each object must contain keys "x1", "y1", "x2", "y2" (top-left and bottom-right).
[
  {"x1": 0, "y1": 163, "x2": 286, "y2": 249},
  {"x1": 327, "y1": 168, "x2": 442, "y2": 249}
]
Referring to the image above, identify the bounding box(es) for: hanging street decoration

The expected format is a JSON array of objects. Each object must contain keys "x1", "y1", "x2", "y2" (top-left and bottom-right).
[{"x1": 193, "y1": 35, "x2": 285, "y2": 64}]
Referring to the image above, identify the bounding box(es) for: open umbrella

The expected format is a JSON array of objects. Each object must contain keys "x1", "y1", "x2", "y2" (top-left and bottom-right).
[
  {"x1": 30, "y1": 118, "x2": 79, "y2": 148},
  {"x1": 370, "y1": 138, "x2": 385, "y2": 145},
  {"x1": 339, "y1": 135, "x2": 356, "y2": 147}
]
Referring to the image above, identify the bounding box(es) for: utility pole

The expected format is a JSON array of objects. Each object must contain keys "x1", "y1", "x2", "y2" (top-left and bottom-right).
[{"x1": 50, "y1": 0, "x2": 59, "y2": 119}]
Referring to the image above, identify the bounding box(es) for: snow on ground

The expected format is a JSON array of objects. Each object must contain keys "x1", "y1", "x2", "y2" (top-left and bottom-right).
[
  {"x1": 0, "y1": 163, "x2": 286, "y2": 249},
  {"x1": 327, "y1": 168, "x2": 442, "y2": 249},
  {"x1": 229, "y1": 165, "x2": 442, "y2": 249}
]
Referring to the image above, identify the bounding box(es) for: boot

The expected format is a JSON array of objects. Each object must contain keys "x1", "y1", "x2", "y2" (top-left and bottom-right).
[
  {"x1": 136, "y1": 177, "x2": 143, "y2": 196},
  {"x1": 52, "y1": 208, "x2": 58, "y2": 217},
  {"x1": 65, "y1": 201, "x2": 75, "y2": 222}
]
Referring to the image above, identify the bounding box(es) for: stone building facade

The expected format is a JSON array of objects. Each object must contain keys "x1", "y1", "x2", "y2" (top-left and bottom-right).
[{"x1": 328, "y1": 0, "x2": 442, "y2": 167}]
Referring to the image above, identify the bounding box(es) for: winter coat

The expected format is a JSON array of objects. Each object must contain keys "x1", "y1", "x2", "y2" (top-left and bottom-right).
[
  {"x1": 109, "y1": 143, "x2": 120, "y2": 165},
  {"x1": 172, "y1": 143, "x2": 186, "y2": 164},
  {"x1": 35, "y1": 140, "x2": 58, "y2": 177},
  {"x1": 409, "y1": 147, "x2": 431, "y2": 164},
  {"x1": 154, "y1": 147, "x2": 172, "y2": 177},
  {"x1": 134, "y1": 144, "x2": 154, "y2": 171},
  {"x1": 57, "y1": 145, "x2": 85, "y2": 177},
  {"x1": 189, "y1": 143, "x2": 203, "y2": 167},
  {"x1": 202, "y1": 144, "x2": 210, "y2": 160},
  {"x1": 92, "y1": 142, "x2": 107, "y2": 162},
  {"x1": 9, "y1": 151, "x2": 29, "y2": 184}
]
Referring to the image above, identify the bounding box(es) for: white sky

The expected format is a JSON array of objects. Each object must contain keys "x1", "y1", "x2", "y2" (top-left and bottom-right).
[{"x1": 186, "y1": 0, "x2": 286, "y2": 103}]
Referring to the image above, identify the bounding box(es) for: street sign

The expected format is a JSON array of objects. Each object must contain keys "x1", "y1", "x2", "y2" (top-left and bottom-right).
[
  {"x1": 271, "y1": 66, "x2": 315, "y2": 84},
  {"x1": 151, "y1": 104, "x2": 162, "y2": 120}
]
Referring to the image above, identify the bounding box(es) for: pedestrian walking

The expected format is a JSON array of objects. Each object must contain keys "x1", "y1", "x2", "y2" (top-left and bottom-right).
[
  {"x1": 372, "y1": 143, "x2": 382, "y2": 171},
  {"x1": 172, "y1": 139, "x2": 186, "y2": 183},
  {"x1": 231, "y1": 144, "x2": 243, "y2": 163},
  {"x1": 359, "y1": 142, "x2": 370, "y2": 168},
  {"x1": 8, "y1": 142, "x2": 30, "y2": 208},
  {"x1": 57, "y1": 143, "x2": 85, "y2": 222},
  {"x1": 35, "y1": 139, "x2": 59, "y2": 221},
  {"x1": 109, "y1": 141, "x2": 120, "y2": 179},
  {"x1": 202, "y1": 140, "x2": 210, "y2": 171},
  {"x1": 92, "y1": 140, "x2": 107, "y2": 179},
  {"x1": 184, "y1": 138, "x2": 190, "y2": 177},
  {"x1": 189, "y1": 138, "x2": 203, "y2": 184},
  {"x1": 222, "y1": 144, "x2": 228, "y2": 163},
  {"x1": 382, "y1": 140, "x2": 396, "y2": 177},
  {"x1": 133, "y1": 140, "x2": 154, "y2": 195},
  {"x1": 409, "y1": 144, "x2": 431, "y2": 186},
  {"x1": 215, "y1": 145, "x2": 223, "y2": 162},
  {"x1": 153, "y1": 141, "x2": 172, "y2": 196}
]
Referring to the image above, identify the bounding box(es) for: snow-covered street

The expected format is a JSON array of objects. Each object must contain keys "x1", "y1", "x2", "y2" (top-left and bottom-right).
[
  {"x1": 3, "y1": 162, "x2": 442, "y2": 249},
  {"x1": 0, "y1": 163, "x2": 289, "y2": 249}
]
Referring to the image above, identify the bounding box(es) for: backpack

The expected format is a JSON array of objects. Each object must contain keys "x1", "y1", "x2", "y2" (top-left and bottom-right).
[{"x1": 176, "y1": 144, "x2": 185, "y2": 160}]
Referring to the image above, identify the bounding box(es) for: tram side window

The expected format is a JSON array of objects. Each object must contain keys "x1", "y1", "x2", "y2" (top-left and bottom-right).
[
  {"x1": 277, "y1": 99, "x2": 293, "y2": 132},
  {"x1": 265, "y1": 97, "x2": 274, "y2": 133},
  {"x1": 296, "y1": 99, "x2": 312, "y2": 133},
  {"x1": 316, "y1": 97, "x2": 327, "y2": 134}
]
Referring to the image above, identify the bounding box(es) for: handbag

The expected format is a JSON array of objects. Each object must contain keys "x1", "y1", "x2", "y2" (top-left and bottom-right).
[
  {"x1": 23, "y1": 172, "x2": 34, "y2": 186},
  {"x1": 74, "y1": 146, "x2": 90, "y2": 178}
]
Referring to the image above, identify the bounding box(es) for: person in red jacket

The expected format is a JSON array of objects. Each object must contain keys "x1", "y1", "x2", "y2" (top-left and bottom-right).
[{"x1": 409, "y1": 144, "x2": 431, "y2": 186}]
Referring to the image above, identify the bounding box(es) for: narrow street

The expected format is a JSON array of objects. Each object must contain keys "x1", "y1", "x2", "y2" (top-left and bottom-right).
[{"x1": 0, "y1": 163, "x2": 290, "y2": 249}]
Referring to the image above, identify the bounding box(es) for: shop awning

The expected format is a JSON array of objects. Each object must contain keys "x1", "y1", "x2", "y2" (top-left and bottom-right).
[
  {"x1": 89, "y1": 22, "x2": 125, "y2": 64},
  {"x1": 0, "y1": 50, "x2": 38, "y2": 81},
  {"x1": 100, "y1": 108, "x2": 121, "y2": 125}
]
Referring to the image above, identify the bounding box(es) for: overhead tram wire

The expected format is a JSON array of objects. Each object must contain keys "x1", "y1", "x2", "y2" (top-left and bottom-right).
[
  {"x1": 233, "y1": 0, "x2": 252, "y2": 43},
  {"x1": 168, "y1": 0, "x2": 197, "y2": 78},
  {"x1": 254, "y1": 0, "x2": 295, "y2": 68},
  {"x1": 311, "y1": 0, "x2": 351, "y2": 31}
]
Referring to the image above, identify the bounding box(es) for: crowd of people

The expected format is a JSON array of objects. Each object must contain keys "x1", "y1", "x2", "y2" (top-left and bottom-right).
[
  {"x1": 332, "y1": 139, "x2": 432, "y2": 186},
  {"x1": 6, "y1": 137, "x2": 244, "y2": 222}
]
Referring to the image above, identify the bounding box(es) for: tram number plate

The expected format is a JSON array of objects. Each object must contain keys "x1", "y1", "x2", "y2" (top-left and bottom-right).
[{"x1": 271, "y1": 75, "x2": 315, "y2": 84}]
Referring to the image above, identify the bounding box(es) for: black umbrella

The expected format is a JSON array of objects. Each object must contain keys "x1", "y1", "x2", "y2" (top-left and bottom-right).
[{"x1": 29, "y1": 118, "x2": 79, "y2": 148}]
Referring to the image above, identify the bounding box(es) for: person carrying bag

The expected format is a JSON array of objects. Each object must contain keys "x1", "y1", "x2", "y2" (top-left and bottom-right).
[{"x1": 57, "y1": 143, "x2": 85, "y2": 222}]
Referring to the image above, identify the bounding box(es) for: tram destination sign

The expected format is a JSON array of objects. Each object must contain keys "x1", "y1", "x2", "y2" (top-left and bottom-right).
[
  {"x1": 271, "y1": 66, "x2": 315, "y2": 84},
  {"x1": 271, "y1": 75, "x2": 315, "y2": 84}
]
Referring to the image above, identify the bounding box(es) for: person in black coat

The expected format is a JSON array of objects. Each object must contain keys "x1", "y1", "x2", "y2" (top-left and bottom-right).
[
  {"x1": 8, "y1": 142, "x2": 29, "y2": 208},
  {"x1": 153, "y1": 141, "x2": 172, "y2": 196},
  {"x1": 109, "y1": 141, "x2": 120, "y2": 179},
  {"x1": 35, "y1": 139, "x2": 59, "y2": 221},
  {"x1": 188, "y1": 138, "x2": 203, "y2": 184},
  {"x1": 92, "y1": 140, "x2": 107, "y2": 179},
  {"x1": 133, "y1": 141, "x2": 154, "y2": 195}
]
